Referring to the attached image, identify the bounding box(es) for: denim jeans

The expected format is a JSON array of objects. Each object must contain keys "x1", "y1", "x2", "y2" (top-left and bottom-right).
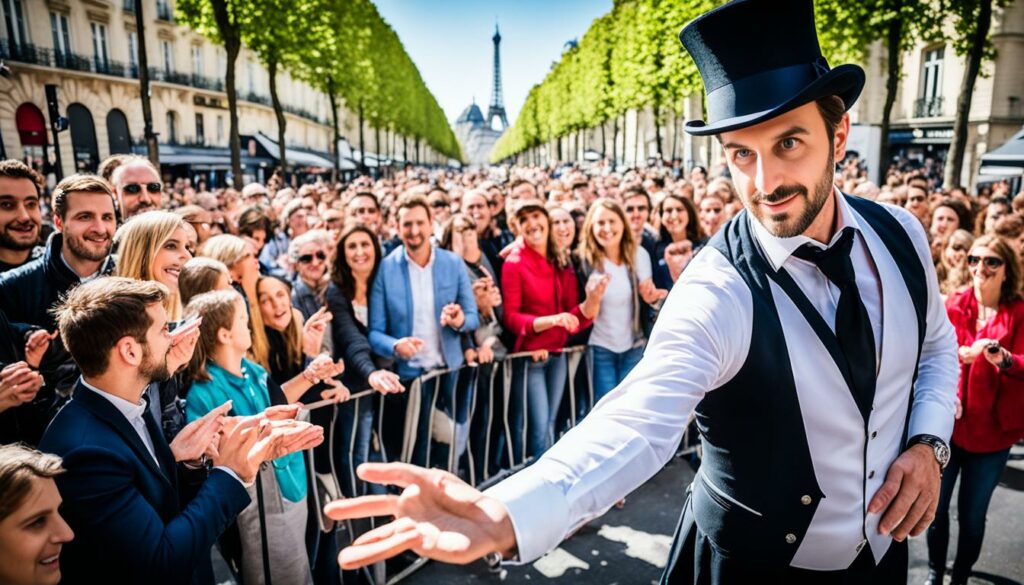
[
  {"x1": 589, "y1": 345, "x2": 644, "y2": 404},
  {"x1": 926, "y1": 443, "x2": 1011, "y2": 581},
  {"x1": 508, "y1": 353, "x2": 568, "y2": 464}
]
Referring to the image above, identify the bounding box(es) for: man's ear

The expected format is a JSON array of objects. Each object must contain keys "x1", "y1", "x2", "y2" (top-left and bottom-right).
[
  {"x1": 116, "y1": 336, "x2": 143, "y2": 368},
  {"x1": 833, "y1": 112, "x2": 851, "y2": 162},
  {"x1": 53, "y1": 214, "x2": 64, "y2": 232}
]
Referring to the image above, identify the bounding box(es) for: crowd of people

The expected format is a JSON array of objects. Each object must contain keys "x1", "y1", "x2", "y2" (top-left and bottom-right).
[{"x1": 0, "y1": 150, "x2": 1021, "y2": 584}]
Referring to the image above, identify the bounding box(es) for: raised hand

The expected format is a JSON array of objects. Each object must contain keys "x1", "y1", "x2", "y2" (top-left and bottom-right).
[
  {"x1": 582, "y1": 273, "x2": 612, "y2": 318},
  {"x1": 394, "y1": 337, "x2": 426, "y2": 360},
  {"x1": 25, "y1": 329, "x2": 57, "y2": 368},
  {"x1": 302, "y1": 307, "x2": 333, "y2": 357},
  {"x1": 550, "y1": 312, "x2": 579, "y2": 332},
  {"x1": 664, "y1": 240, "x2": 694, "y2": 283},
  {"x1": 638, "y1": 278, "x2": 668, "y2": 305},
  {"x1": 170, "y1": 400, "x2": 232, "y2": 462},
  {"x1": 326, "y1": 463, "x2": 516, "y2": 569},
  {"x1": 440, "y1": 303, "x2": 465, "y2": 330},
  {"x1": 166, "y1": 327, "x2": 201, "y2": 374},
  {"x1": 0, "y1": 361, "x2": 44, "y2": 412}
]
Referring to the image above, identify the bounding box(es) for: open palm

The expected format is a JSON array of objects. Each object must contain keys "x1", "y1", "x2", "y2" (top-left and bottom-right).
[{"x1": 325, "y1": 463, "x2": 515, "y2": 569}]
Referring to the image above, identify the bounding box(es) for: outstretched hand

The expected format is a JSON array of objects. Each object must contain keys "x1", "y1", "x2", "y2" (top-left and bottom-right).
[{"x1": 325, "y1": 462, "x2": 516, "y2": 569}]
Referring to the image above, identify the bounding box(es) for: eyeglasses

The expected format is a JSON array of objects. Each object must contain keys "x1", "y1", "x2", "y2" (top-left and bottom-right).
[
  {"x1": 351, "y1": 206, "x2": 378, "y2": 215},
  {"x1": 430, "y1": 200, "x2": 450, "y2": 209},
  {"x1": 967, "y1": 255, "x2": 1004, "y2": 269},
  {"x1": 297, "y1": 251, "x2": 327, "y2": 264},
  {"x1": 625, "y1": 205, "x2": 650, "y2": 213},
  {"x1": 908, "y1": 195, "x2": 925, "y2": 204},
  {"x1": 123, "y1": 182, "x2": 162, "y2": 195}
]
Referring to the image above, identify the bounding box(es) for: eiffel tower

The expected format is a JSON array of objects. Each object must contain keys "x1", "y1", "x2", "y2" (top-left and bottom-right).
[{"x1": 487, "y1": 23, "x2": 509, "y2": 131}]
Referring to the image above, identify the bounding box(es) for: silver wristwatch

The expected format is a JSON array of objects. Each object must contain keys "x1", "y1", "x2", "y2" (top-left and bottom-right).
[{"x1": 907, "y1": 434, "x2": 950, "y2": 471}]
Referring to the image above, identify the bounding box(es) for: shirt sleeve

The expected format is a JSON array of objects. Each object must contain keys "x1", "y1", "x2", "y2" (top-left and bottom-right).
[
  {"x1": 887, "y1": 206, "x2": 959, "y2": 442},
  {"x1": 485, "y1": 248, "x2": 751, "y2": 564},
  {"x1": 636, "y1": 248, "x2": 653, "y2": 282}
]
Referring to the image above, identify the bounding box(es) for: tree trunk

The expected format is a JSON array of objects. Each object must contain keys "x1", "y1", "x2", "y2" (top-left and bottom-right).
[
  {"x1": 375, "y1": 125, "x2": 381, "y2": 167},
  {"x1": 944, "y1": 0, "x2": 992, "y2": 188},
  {"x1": 878, "y1": 15, "x2": 902, "y2": 184},
  {"x1": 634, "y1": 110, "x2": 641, "y2": 166},
  {"x1": 612, "y1": 115, "x2": 620, "y2": 165},
  {"x1": 358, "y1": 102, "x2": 366, "y2": 172},
  {"x1": 211, "y1": 0, "x2": 242, "y2": 188},
  {"x1": 267, "y1": 55, "x2": 287, "y2": 178},
  {"x1": 134, "y1": 0, "x2": 159, "y2": 168},
  {"x1": 601, "y1": 121, "x2": 607, "y2": 160},
  {"x1": 654, "y1": 105, "x2": 663, "y2": 161},
  {"x1": 327, "y1": 80, "x2": 340, "y2": 183}
]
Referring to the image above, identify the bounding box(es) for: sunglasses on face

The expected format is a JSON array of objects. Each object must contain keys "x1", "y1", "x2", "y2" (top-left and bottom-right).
[
  {"x1": 625, "y1": 205, "x2": 650, "y2": 213},
  {"x1": 123, "y1": 182, "x2": 162, "y2": 195},
  {"x1": 431, "y1": 200, "x2": 450, "y2": 209},
  {"x1": 298, "y1": 251, "x2": 327, "y2": 264},
  {"x1": 908, "y1": 196, "x2": 925, "y2": 204},
  {"x1": 967, "y1": 255, "x2": 1004, "y2": 269}
]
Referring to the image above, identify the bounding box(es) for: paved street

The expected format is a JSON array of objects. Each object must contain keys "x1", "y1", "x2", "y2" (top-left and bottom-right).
[{"x1": 407, "y1": 445, "x2": 1024, "y2": 584}]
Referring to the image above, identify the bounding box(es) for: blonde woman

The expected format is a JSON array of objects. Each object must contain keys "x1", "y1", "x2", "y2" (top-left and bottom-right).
[
  {"x1": 115, "y1": 210, "x2": 195, "y2": 321},
  {"x1": 199, "y1": 234, "x2": 270, "y2": 369}
]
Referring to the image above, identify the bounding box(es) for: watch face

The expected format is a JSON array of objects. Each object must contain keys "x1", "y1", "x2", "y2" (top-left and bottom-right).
[{"x1": 935, "y1": 443, "x2": 950, "y2": 468}]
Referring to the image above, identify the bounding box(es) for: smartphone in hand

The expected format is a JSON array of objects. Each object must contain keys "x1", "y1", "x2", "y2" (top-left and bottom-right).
[{"x1": 169, "y1": 315, "x2": 203, "y2": 341}]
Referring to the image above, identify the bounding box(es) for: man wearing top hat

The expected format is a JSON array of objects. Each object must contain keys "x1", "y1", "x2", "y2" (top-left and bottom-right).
[{"x1": 323, "y1": 0, "x2": 959, "y2": 582}]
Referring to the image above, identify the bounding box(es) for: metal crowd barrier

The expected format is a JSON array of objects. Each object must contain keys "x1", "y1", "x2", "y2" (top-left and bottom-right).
[{"x1": 302, "y1": 339, "x2": 701, "y2": 584}]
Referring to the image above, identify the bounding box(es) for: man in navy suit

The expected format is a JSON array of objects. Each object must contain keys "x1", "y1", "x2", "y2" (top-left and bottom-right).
[{"x1": 39, "y1": 277, "x2": 321, "y2": 584}]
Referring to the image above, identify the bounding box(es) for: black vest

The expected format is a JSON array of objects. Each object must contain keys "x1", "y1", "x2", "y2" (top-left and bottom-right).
[{"x1": 664, "y1": 195, "x2": 928, "y2": 577}]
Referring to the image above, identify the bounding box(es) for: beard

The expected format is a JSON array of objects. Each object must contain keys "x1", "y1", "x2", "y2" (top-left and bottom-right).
[
  {"x1": 139, "y1": 341, "x2": 172, "y2": 383},
  {"x1": 0, "y1": 222, "x2": 40, "y2": 250},
  {"x1": 64, "y1": 231, "x2": 112, "y2": 262},
  {"x1": 747, "y1": 151, "x2": 836, "y2": 238}
]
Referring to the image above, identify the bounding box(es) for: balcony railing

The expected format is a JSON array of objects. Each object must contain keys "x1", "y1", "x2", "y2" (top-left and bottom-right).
[
  {"x1": 190, "y1": 74, "x2": 224, "y2": 92},
  {"x1": 240, "y1": 91, "x2": 272, "y2": 107},
  {"x1": 914, "y1": 96, "x2": 945, "y2": 118}
]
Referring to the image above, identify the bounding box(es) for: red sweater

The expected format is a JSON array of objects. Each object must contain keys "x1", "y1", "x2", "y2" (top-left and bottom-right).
[
  {"x1": 946, "y1": 288, "x2": 1024, "y2": 453},
  {"x1": 501, "y1": 242, "x2": 590, "y2": 352}
]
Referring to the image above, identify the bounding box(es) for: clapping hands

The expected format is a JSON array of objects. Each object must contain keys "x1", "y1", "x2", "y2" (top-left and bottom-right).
[{"x1": 302, "y1": 307, "x2": 333, "y2": 357}]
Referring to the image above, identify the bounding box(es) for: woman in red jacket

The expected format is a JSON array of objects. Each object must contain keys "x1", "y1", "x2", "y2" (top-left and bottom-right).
[
  {"x1": 502, "y1": 199, "x2": 606, "y2": 464},
  {"x1": 927, "y1": 234, "x2": 1024, "y2": 585}
]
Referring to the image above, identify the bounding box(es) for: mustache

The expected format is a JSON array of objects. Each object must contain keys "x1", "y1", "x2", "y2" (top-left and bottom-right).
[{"x1": 752, "y1": 184, "x2": 808, "y2": 204}]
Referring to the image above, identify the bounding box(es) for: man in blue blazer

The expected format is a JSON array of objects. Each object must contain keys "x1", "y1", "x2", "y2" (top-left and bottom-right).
[
  {"x1": 38, "y1": 277, "x2": 318, "y2": 584},
  {"x1": 369, "y1": 194, "x2": 479, "y2": 467}
]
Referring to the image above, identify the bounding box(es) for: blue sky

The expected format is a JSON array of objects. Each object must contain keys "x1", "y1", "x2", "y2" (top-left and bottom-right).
[{"x1": 372, "y1": 0, "x2": 612, "y2": 126}]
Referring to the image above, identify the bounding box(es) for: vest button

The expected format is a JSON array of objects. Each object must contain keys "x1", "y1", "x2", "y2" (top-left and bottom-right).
[
  {"x1": 869, "y1": 470, "x2": 875, "y2": 479},
  {"x1": 800, "y1": 495, "x2": 812, "y2": 505},
  {"x1": 785, "y1": 533, "x2": 797, "y2": 544}
]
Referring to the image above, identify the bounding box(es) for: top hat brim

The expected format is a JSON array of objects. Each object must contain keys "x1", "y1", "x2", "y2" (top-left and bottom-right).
[{"x1": 684, "y1": 64, "x2": 865, "y2": 137}]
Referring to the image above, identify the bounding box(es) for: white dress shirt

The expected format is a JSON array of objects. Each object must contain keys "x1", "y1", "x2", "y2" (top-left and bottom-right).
[
  {"x1": 81, "y1": 378, "x2": 161, "y2": 468},
  {"x1": 406, "y1": 246, "x2": 446, "y2": 370},
  {"x1": 486, "y1": 190, "x2": 959, "y2": 569}
]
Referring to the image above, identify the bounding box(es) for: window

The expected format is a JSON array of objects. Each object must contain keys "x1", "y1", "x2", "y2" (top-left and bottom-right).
[
  {"x1": 161, "y1": 40, "x2": 173, "y2": 74},
  {"x1": 216, "y1": 115, "x2": 224, "y2": 143},
  {"x1": 217, "y1": 48, "x2": 226, "y2": 76},
  {"x1": 246, "y1": 60, "x2": 255, "y2": 94},
  {"x1": 195, "y1": 112, "x2": 204, "y2": 144},
  {"x1": 4, "y1": 0, "x2": 28, "y2": 46},
  {"x1": 191, "y1": 44, "x2": 203, "y2": 76},
  {"x1": 166, "y1": 111, "x2": 178, "y2": 144},
  {"x1": 50, "y1": 12, "x2": 71, "y2": 56},
  {"x1": 90, "y1": 22, "x2": 109, "y2": 71},
  {"x1": 127, "y1": 31, "x2": 138, "y2": 75},
  {"x1": 918, "y1": 47, "x2": 944, "y2": 117}
]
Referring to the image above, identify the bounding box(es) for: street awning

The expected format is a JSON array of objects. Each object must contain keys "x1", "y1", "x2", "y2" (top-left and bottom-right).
[
  {"x1": 134, "y1": 144, "x2": 266, "y2": 169},
  {"x1": 979, "y1": 128, "x2": 1024, "y2": 170},
  {"x1": 251, "y1": 132, "x2": 335, "y2": 168}
]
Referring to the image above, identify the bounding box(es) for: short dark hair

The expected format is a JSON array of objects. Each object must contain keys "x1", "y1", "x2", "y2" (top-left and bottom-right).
[
  {"x1": 347, "y1": 190, "x2": 380, "y2": 209},
  {"x1": 621, "y1": 185, "x2": 651, "y2": 206},
  {"x1": 236, "y1": 205, "x2": 272, "y2": 237},
  {"x1": 54, "y1": 277, "x2": 168, "y2": 377},
  {"x1": 396, "y1": 194, "x2": 431, "y2": 220},
  {"x1": 97, "y1": 154, "x2": 130, "y2": 183},
  {"x1": 815, "y1": 95, "x2": 846, "y2": 146},
  {"x1": 508, "y1": 178, "x2": 536, "y2": 194},
  {"x1": 52, "y1": 174, "x2": 115, "y2": 221},
  {"x1": 0, "y1": 159, "x2": 42, "y2": 197}
]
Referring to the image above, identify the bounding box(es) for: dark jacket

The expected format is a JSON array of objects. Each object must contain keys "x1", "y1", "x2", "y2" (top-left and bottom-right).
[
  {"x1": 325, "y1": 282, "x2": 380, "y2": 390},
  {"x1": 0, "y1": 233, "x2": 116, "y2": 397},
  {"x1": 39, "y1": 382, "x2": 250, "y2": 584},
  {"x1": 0, "y1": 309, "x2": 51, "y2": 445}
]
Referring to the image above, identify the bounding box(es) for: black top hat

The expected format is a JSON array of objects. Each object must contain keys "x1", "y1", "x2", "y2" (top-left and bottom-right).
[{"x1": 679, "y1": 0, "x2": 865, "y2": 136}]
